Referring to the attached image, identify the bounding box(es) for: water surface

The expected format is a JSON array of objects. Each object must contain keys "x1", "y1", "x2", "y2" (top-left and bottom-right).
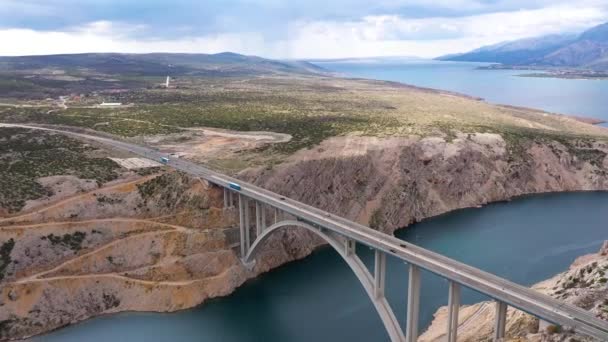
[
  {"x1": 316, "y1": 59, "x2": 608, "y2": 125},
  {"x1": 39, "y1": 192, "x2": 608, "y2": 342}
]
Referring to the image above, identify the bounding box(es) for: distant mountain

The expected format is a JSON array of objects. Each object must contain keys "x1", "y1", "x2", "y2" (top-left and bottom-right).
[
  {"x1": 0, "y1": 52, "x2": 328, "y2": 77},
  {"x1": 306, "y1": 56, "x2": 422, "y2": 63},
  {"x1": 438, "y1": 34, "x2": 577, "y2": 65},
  {"x1": 438, "y1": 22, "x2": 608, "y2": 70}
]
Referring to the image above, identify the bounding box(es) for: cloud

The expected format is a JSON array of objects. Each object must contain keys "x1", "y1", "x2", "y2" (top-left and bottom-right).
[
  {"x1": 0, "y1": 2, "x2": 606, "y2": 58},
  {"x1": 0, "y1": 21, "x2": 270, "y2": 57},
  {"x1": 280, "y1": 4, "x2": 608, "y2": 58}
]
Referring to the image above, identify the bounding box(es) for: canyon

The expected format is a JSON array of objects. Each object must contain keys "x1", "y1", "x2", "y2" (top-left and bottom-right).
[{"x1": 1, "y1": 126, "x2": 608, "y2": 340}]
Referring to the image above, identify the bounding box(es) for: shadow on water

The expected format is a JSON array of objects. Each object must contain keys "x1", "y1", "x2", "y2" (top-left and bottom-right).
[{"x1": 38, "y1": 192, "x2": 608, "y2": 341}]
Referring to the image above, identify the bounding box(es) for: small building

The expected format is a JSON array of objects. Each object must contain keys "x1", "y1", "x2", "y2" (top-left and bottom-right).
[{"x1": 99, "y1": 102, "x2": 122, "y2": 107}]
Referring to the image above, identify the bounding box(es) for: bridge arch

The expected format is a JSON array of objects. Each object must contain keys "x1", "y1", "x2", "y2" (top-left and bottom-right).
[{"x1": 244, "y1": 220, "x2": 405, "y2": 342}]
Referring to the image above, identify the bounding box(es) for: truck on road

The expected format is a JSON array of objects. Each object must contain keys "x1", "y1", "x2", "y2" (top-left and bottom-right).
[{"x1": 160, "y1": 157, "x2": 170, "y2": 164}]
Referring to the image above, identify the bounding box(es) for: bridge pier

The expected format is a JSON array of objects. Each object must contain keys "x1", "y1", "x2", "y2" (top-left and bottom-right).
[
  {"x1": 345, "y1": 238, "x2": 356, "y2": 256},
  {"x1": 223, "y1": 188, "x2": 229, "y2": 208},
  {"x1": 255, "y1": 201, "x2": 262, "y2": 236},
  {"x1": 244, "y1": 197, "x2": 251, "y2": 249},
  {"x1": 374, "y1": 250, "x2": 386, "y2": 299},
  {"x1": 494, "y1": 300, "x2": 507, "y2": 341},
  {"x1": 447, "y1": 281, "x2": 461, "y2": 342},
  {"x1": 406, "y1": 264, "x2": 421, "y2": 342},
  {"x1": 238, "y1": 194, "x2": 247, "y2": 256},
  {"x1": 261, "y1": 204, "x2": 267, "y2": 231}
]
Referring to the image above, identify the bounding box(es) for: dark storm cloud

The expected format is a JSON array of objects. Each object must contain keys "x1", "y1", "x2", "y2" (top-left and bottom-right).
[{"x1": 3, "y1": 0, "x2": 604, "y2": 39}]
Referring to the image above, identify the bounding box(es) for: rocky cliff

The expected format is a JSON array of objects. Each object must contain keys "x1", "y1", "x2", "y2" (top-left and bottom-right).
[
  {"x1": 244, "y1": 133, "x2": 608, "y2": 235},
  {"x1": 2, "y1": 131, "x2": 608, "y2": 340}
]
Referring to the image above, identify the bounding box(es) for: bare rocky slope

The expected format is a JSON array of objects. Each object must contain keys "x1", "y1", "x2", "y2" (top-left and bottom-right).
[
  {"x1": 243, "y1": 133, "x2": 608, "y2": 235},
  {"x1": 1, "y1": 130, "x2": 608, "y2": 340}
]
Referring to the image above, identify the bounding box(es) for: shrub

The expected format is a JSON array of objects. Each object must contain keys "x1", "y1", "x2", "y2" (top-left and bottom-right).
[{"x1": 546, "y1": 325, "x2": 561, "y2": 334}]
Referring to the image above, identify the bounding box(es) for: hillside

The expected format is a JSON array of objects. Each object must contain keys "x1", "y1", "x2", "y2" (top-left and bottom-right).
[
  {"x1": 0, "y1": 52, "x2": 328, "y2": 99},
  {"x1": 438, "y1": 22, "x2": 608, "y2": 70},
  {"x1": 0, "y1": 52, "x2": 326, "y2": 77},
  {"x1": 438, "y1": 34, "x2": 577, "y2": 65}
]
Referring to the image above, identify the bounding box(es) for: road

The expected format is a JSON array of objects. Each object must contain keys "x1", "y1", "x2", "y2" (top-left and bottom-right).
[{"x1": 2, "y1": 123, "x2": 607, "y2": 340}]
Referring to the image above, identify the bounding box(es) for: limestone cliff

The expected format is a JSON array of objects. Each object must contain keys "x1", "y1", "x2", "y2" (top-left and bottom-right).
[{"x1": 243, "y1": 133, "x2": 608, "y2": 234}]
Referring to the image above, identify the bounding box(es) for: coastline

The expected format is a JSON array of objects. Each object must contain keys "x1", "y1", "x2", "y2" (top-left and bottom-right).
[
  {"x1": 476, "y1": 64, "x2": 608, "y2": 81},
  {"x1": 338, "y1": 70, "x2": 607, "y2": 127},
  {"x1": 518, "y1": 73, "x2": 608, "y2": 81}
]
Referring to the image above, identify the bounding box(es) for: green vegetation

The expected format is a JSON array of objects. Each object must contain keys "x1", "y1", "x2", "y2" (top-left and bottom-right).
[
  {"x1": 369, "y1": 209, "x2": 383, "y2": 230},
  {"x1": 134, "y1": 166, "x2": 163, "y2": 176},
  {"x1": 3, "y1": 74, "x2": 608, "y2": 158},
  {"x1": 136, "y1": 172, "x2": 207, "y2": 210},
  {"x1": 137, "y1": 173, "x2": 175, "y2": 201},
  {"x1": 546, "y1": 324, "x2": 562, "y2": 334},
  {"x1": 0, "y1": 127, "x2": 121, "y2": 213},
  {"x1": 102, "y1": 293, "x2": 121, "y2": 310},
  {"x1": 0, "y1": 238, "x2": 15, "y2": 282},
  {"x1": 96, "y1": 195, "x2": 122, "y2": 205},
  {"x1": 486, "y1": 125, "x2": 608, "y2": 164},
  {"x1": 0, "y1": 318, "x2": 15, "y2": 340},
  {"x1": 1, "y1": 72, "x2": 607, "y2": 173},
  {"x1": 41, "y1": 232, "x2": 87, "y2": 252}
]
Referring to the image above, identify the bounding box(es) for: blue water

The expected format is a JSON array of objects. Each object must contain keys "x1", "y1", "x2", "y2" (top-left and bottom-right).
[
  {"x1": 39, "y1": 192, "x2": 608, "y2": 342},
  {"x1": 316, "y1": 59, "x2": 608, "y2": 124}
]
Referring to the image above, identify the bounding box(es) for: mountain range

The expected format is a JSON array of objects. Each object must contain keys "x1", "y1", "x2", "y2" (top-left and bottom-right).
[
  {"x1": 438, "y1": 22, "x2": 608, "y2": 70},
  {"x1": 0, "y1": 52, "x2": 327, "y2": 76}
]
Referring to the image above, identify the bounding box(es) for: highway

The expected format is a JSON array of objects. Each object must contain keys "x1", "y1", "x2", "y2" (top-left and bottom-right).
[{"x1": 3, "y1": 123, "x2": 607, "y2": 340}]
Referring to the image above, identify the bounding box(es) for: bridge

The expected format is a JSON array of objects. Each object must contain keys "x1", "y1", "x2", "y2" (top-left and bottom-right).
[{"x1": 4, "y1": 123, "x2": 608, "y2": 342}]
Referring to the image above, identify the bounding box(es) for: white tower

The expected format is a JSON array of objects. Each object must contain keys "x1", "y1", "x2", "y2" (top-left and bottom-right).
[{"x1": 165, "y1": 76, "x2": 170, "y2": 88}]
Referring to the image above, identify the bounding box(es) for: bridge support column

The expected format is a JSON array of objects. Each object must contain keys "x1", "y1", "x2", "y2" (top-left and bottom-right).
[
  {"x1": 274, "y1": 208, "x2": 279, "y2": 224},
  {"x1": 374, "y1": 250, "x2": 386, "y2": 299},
  {"x1": 261, "y1": 205, "x2": 267, "y2": 231},
  {"x1": 255, "y1": 201, "x2": 262, "y2": 237},
  {"x1": 447, "y1": 281, "x2": 461, "y2": 342},
  {"x1": 223, "y1": 188, "x2": 229, "y2": 208},
  {"x1": 345, "y1": 238, "x2": 356, "y2": 256},
  {"x1": 494, "y1": 300, "x2": 507, "y2": 341},
  {"x1": 406, "y1": 264, "x2": 421, "y2": 342},
  {"x1": 229, "y1": 191, "x2": 234, "y2": 208},
  {"x1": 244, "y1": 197, "x2": 251, "y2": 249},
  {"x1": 238, "y1": 194, "x2": 247, "y2": 256}
]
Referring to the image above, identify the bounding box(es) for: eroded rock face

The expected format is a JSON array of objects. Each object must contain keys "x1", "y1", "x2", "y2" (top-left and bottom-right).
[
  {"x1": 600, "y1": 241, "x2": 608, "y2": 256},
  {"x1": 0, "y1": 171, "x2": 248, "y2": 340},
  {"x1": 243, "y1": 134, "x2": 608, "y2": 234}
]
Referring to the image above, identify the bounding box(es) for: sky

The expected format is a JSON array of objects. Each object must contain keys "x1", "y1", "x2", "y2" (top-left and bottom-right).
[{"x1": 1, "y1": 0, "x2": 607, "y2": 59}]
